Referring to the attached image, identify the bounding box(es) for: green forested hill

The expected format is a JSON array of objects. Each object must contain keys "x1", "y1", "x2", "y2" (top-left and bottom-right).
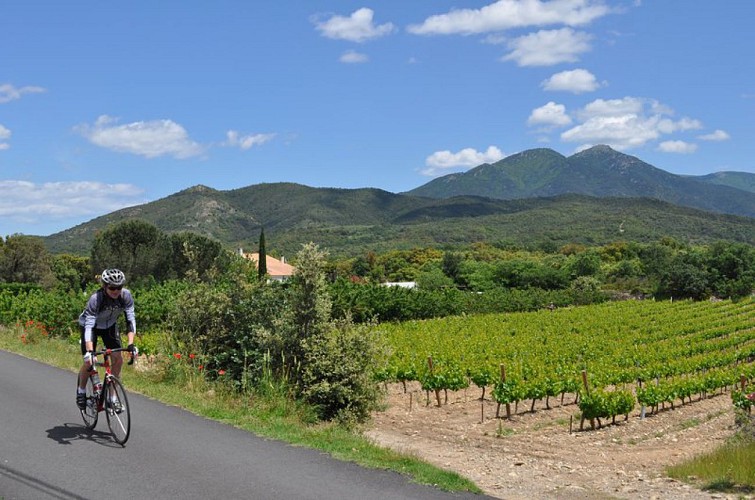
[
  {"x1": 407, "y1": 145, "x2": 755, "y2": 218},
  {"x1": 43, "y1": 183, "x2": 755, "y2": 258},
  {"x1": 693, "y1": 171, "x2": 755, "y2": 193}
]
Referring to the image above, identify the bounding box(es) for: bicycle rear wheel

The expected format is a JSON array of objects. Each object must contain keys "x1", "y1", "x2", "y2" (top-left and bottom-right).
[
  {"x1": 105, "y1": 376, "x2": 131, "y2": 445},
  {"x1": 78, "y1": 376, "x2": 98, "y2": 429}
]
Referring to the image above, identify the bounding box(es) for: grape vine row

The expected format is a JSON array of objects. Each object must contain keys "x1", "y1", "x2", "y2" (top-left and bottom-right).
[{"x1": 376, "y1": 298, "x2": 755, "y2": 428}]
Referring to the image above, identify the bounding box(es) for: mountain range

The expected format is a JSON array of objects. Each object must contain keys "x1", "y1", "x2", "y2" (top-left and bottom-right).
[
  {"x1": 43, "y1": 146, "x2": 755, "y2": 257},
  {"x1": 407, "y1": 145, "x2": 755, "y2": 217}
]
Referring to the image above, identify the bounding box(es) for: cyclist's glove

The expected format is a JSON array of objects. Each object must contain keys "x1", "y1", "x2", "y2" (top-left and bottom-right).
[
  {"x1": 127, "y1": 344, "x2": 138, "y2": 365},
  {"x1": 84, "y1": 351, "x2": 96, "y2": 371}
]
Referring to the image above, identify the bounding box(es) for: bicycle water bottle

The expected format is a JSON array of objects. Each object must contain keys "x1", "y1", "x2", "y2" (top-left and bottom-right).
[{"x1": 91, "y1": 371, "x2": 102, "y2": 397}]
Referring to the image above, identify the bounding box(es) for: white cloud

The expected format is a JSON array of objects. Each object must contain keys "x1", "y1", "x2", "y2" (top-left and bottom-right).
[
  {"x1": 0, "y1": 83, "x2": 46, "y2": 104},
  {"x1": 560, "y1": 97, "x2": 704, "y2": 151},
  {"x1": 577, "y1": 96, "x2": 644, "y2": 118},
  {"x1": 0, "y1": 180, "x2": 146, "y2": 227},
  {"x1": 0, "y1": 124, "x2": 10, "y2": 150},
  {"x1": 421, "y1": 146, "x2": 505, "y2": 176},
  {"x1": 407, "y1": 0, "x2": 611, "y2": 35},
  {"x1": 76, "y1": 115, "x2": 204, "y2": 159},
  {"x1": 313, "y1": 8, "x2": 395, "y2": 43},
  {"x1": 502, "y1": 28, "x2": 592, "y2": 66},
  {"x1": 656, "y1": 116, "x2": 702, "y2": 134},
  {"x1": 657, "y1": 140, "x2": 697, "y2": 154},
  {"x1": 339, "y1": 50, "x2": 369, "y2": 63},
  {"x1": 224, "y1": 130, "x2": 276, "y2": 150},
  {"x1": 542, "y1": 68, "x2": 601, "y2": 93},
  {"x1": 698, "y1": 129, "x2": 730, "y2": 141},
  {"x1": 528, "y1": 101, "x2": 572, "y2": 127}
]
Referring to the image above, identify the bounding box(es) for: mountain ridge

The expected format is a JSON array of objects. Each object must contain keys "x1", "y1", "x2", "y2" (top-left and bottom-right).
[
  {"x1": 42, "y1": 146, "x2": 755, "y2": 257},
  {"x1": 407, "y1": 146, "x2": 755, "y2": 217}
]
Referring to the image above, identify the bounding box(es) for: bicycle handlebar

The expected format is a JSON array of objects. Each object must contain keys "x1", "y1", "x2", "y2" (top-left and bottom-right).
[
  {"x1": 93, "y1": 347, "x2": 129, "y2": 355},
  {"x1": 91, "y1": 347, "x2": 138, "y2": 365}
]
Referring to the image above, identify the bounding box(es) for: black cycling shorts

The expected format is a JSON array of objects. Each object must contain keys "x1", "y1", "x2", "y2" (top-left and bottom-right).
[{"x1": 80, "y1": 325, "x2": 122, "y2": 354}]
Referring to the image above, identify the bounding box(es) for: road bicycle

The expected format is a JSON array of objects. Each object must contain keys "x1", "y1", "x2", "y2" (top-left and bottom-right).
[{"x1": 77, "y1": 347, "x2": 134, "y2": 445}]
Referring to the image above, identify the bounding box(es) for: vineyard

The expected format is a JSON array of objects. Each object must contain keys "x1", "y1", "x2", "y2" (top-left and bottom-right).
[{"x1": 375, "y1": 297, "x2": 755, "y2": 429}]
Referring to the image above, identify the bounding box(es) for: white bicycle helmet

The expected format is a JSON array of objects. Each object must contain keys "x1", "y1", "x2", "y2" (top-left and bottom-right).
[{"x1": 101, "y1": 268, "x2": 126, "y2": 286}]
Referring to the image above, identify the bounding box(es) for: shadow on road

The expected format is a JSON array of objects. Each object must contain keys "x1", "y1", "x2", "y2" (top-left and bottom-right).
[
  {"x1": 0, "y1": 461, "x2": 89, "y2": 500},
  {"x1": 45, "y1": 422, "x2": 120, "y2": 448}
]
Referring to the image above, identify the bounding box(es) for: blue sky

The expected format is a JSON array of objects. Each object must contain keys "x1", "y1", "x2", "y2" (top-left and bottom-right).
[{"x1": 2, "y1": 1, "x2": 753, "y2": 237}]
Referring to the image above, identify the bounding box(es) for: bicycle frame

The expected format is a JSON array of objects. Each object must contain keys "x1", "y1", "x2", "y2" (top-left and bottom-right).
[
  {"x1": 79, "y1": 347, "x2": 134, "y2": 445},
  {"x1": 92, "y1": 349, "x2": 117, "y2": 412}
]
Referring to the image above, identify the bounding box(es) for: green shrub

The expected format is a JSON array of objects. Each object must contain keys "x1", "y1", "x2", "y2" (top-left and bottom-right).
[
  {"x1": 0, "y1": 288, "x2": 81, "y2": 337},
  {"x1": 299, "y1": 319, "x2": 387, "y2": 424},
  {"x1": 167, "y1": 279, "x2": 287, "y2": 388}
]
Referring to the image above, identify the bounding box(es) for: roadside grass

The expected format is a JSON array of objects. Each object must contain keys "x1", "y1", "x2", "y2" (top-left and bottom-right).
[
  {"x1": 666, "y1": 434, "x2": 755, "y2": 495},
  {"x1": 0, "y1": 326, "x2": 481, "y2": 495}
]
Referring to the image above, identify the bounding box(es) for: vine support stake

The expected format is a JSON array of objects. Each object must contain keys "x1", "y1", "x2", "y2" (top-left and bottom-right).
[
  {"x1": 639, "y1": 378, "x2": 646, "y2": 420},
  {"x1": 427, "y1": 356, "x2": 441, "y2": 407},
  {"x1": 581, "y1": 369, "x2": 590, "y2": 396},
  {"x1": 500, "y1": 363, "x2": 511, "y2": 419},
  {"x1": 581, "y1": 369, "x2": 594, "y2": 430}
]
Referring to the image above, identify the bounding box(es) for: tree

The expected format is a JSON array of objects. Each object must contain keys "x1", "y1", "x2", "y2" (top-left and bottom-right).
[
  {"x1": 169, "y1": 232, "x2": 228, "y2": 281},
  {"x1": 705, "y1": 241, "x2": 755, "y2": 299},
  {"x1": 416, "y1": 265, "x2": 454, "y2": 291},
  {"x1": 656, "y1": 252, "x2": 710, "y2": 300},
  {"x1": 441, "y1": 251, "x2": 464, "y2": 284},
  {"x1": 569, "y1": 276, "x2": 605, "y2": 305},
  {"x1": 567, "y1": 250, "x2": 602, "y2": 279},
  {"x1": 287, "y1": 243, "x2": 332, "y2": 365},
  {"x1": 52, "y1": 254, "x2": 90, "y2": 291},
  {"x1": 90, "y1": 220, "x2": 171, "y2": 285},
  {"x1": 287, "y1": 242, "x2": 384, "y2": 424},
  {"x1": 0, "y1": 234, "x2": 55, "y2": 286},
  {"x1": 639, "y1": 242, "x2": 674, "y2": 279},
  {"x1": 257, "y1": 227, "x2": 267, "y2": 280}
]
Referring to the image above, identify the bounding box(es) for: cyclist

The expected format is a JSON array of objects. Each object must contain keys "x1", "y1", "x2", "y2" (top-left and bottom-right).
[{"x1": 76, "y1": 268, "x2": 138, "y2": 410}]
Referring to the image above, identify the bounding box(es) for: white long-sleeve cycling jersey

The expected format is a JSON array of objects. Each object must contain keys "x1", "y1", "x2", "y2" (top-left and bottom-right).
[{"x1": 77, "y1": 288, "x2": 136, "y2": 342}]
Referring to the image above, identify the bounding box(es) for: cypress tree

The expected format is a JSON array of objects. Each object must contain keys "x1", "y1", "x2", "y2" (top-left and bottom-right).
[{"x1": 257, "y1": 227, "x2": 267, "y2": 280}]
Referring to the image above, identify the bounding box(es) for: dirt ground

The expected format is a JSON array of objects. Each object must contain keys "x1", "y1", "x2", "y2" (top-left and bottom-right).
[{"x1": 366, "y1": 382, "x2": 752, "y2": 499}]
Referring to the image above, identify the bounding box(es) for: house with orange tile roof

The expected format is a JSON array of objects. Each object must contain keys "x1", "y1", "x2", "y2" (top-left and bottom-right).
[{"x1": 239, "y1": 249, "x2": 296, "y2": 282}]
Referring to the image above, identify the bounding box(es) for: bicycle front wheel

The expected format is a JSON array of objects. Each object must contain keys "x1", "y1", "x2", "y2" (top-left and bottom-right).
[
  {"x1": 104, "y1": 376, "x2": 131, "y2": 445},
  {"x1": 78, "y1": 375, "x2": 98, "y2": 430}
]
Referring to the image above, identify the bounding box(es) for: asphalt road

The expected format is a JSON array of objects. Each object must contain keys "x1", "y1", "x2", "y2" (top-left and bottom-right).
[{"x1": 1, "y1": 349, "x2": 489, "y2": 500}]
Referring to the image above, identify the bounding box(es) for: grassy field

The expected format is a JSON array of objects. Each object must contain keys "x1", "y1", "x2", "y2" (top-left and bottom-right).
[{"x1": 0, "y1": 324, "x2": 481, "y2": 495}]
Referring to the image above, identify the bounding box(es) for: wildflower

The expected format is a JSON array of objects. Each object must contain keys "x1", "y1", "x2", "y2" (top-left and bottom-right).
[
  {"x1": 189, "y1": 353, "x2": 195, "y2": 360},
  {"x1": 198, "y1": 365, "x2": 204, "y2": 371},
  {"x1": 173, "y1": 353, "x2": 182, "y2": 360},
  {"x1": 20, "y1": 334, "x2": 27, "y2": 344},
  {"x1": 218, "y1": 369, "x2": 226, "y2": 376}
]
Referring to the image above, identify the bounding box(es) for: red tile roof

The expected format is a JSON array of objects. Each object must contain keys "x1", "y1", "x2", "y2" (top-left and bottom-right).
[{"x1": 243, "y1": 252, "x2": 295, "y2": 278}]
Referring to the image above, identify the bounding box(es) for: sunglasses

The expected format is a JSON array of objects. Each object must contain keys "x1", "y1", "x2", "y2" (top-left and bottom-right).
[{"x1": 107, "y1": 285, "x2": 123, "y2": 291}]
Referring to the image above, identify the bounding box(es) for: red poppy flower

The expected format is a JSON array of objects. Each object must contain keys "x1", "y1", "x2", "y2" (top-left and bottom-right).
[
  {"x1": 173, "y1": 353, "x2": 182, "y2": 360},
  {"x1": 189, "y1": 353, "x2": 196, "y2": 360},
  {"x1": 218, "y1": 369, "x2": 226, "y2": 376}
]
